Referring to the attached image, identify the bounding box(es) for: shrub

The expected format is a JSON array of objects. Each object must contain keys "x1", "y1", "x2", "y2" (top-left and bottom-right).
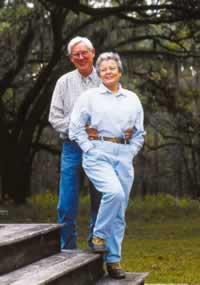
[{"x1": 127, "y1": 193, "x2": 200, "y2": 221}]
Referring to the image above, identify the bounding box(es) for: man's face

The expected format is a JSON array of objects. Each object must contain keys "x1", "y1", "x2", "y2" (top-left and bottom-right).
[{"x1": 69, "y1": 42, "x2": 95, "y2": 76}]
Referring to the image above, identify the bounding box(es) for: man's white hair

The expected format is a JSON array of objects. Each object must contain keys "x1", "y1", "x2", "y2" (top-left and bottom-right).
[{"x1": 67, "y1": 36, "x2": 94, "y2": 55}]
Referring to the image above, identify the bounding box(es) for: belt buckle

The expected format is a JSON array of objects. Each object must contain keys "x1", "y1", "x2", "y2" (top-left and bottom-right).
[{"x1": 112, "y1": 138, "x2": 118, "y2": 143}]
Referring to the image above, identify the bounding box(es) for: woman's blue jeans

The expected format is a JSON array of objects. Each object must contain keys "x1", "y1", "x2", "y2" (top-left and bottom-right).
[{"x1": 83, "y1": 140, "x2": 134, "y2": 262}]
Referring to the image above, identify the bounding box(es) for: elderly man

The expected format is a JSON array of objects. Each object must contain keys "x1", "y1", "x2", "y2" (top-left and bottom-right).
[{"x1": 49, "y1": 36, "x2": 101, "y2": 249}]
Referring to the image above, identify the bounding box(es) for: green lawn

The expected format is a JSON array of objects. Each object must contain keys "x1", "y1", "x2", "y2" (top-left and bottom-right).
[
  {"x1": 77, "y1": 195, "x2": 200, "y2": 283},
  {"x1": 77, "y1": 217, "x2": 200, "y2": 283},
  {"x1": 1, "y1": 193, "x2": 200, "y2": 283},
  {"x1": 123, "y1": 219, "x2": 200, "y2": 283}
]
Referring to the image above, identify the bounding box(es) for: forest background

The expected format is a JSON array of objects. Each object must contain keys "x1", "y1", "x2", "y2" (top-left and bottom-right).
[
  {"x1": 1, "y1": 0, "x2": 200, "y2": 203},
  {"x1": 1, "y1": 1, "x2": 200, "y2": 282}
]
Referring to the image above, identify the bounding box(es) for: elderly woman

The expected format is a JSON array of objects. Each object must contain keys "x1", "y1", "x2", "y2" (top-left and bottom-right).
[{"x1": 69, "y1": 52, "x2": 145, "y2": 279}]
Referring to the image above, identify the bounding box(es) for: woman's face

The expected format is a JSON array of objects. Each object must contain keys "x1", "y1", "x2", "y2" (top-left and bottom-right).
[{"x1": 99, "y1": 59, "x2": 122, "y2": 90}]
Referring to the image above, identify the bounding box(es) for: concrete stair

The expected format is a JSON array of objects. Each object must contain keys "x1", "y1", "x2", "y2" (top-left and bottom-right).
[{"x1": 0, "y1": 224, "x2": 148, "y2": 284}]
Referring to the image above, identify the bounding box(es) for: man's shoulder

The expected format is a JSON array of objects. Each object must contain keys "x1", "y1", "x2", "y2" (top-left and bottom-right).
[{"x1": 57, "y1": 70, "x2": 77, "y2": 82}]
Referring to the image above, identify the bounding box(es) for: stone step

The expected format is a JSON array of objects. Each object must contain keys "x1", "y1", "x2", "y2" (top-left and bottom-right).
[
  {"x1": 97, "y1": 272, "x2": 149, "y2": 285},
  {"x1": 0, "y1": 224, "x2": 62, "y2": 275},
  {"x1": 0, "y1": 250, "x2": 104, "y2": 285}
]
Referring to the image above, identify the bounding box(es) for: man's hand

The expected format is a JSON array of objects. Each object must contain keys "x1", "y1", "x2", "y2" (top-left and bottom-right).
[
  {"x1": 124, "y1": 128, "x2": 133, "y2": 140},
  {"x1": 86, "y1": 123, "x2": 98, "y2": 139},
  {"x1": 86, "y1": 123, "x2": 133, "y2": 140}
]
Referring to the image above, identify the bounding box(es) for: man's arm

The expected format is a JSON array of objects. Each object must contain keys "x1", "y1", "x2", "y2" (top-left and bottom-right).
[
  {"x1": 86, "y1": 123, "x2": 99, "y2": 139},
  {"x1": 48, "y1": 78, "x2": 70, "y2": 136}
]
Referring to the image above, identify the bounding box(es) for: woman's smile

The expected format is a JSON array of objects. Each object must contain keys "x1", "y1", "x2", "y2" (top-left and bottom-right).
[{"x1": 99, "y1": 59, "x2": 122, "y2": 93}]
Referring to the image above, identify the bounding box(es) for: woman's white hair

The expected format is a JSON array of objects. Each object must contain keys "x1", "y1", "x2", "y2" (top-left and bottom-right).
[
  {"x1": 67, "y1": 36, "x2": 94, "y2": 55},
  {"x1": 96, "y1": 52, "x2": 123, "y2": 75}
]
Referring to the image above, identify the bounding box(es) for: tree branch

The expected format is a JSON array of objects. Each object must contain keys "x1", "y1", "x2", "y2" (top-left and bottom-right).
[{"x1": 0, "y1": 20, "x2": 36, "y2": 97}]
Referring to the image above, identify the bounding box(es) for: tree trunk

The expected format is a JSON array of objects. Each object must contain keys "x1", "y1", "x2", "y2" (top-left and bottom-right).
[{"x1": 0, "y1": 128, "x2": 32, "y2": 204}]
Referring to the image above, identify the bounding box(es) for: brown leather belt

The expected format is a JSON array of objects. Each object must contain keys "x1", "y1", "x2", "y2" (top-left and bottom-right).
[{"x1": 89, "y1": 136, "x2": 130, "y2": 144}]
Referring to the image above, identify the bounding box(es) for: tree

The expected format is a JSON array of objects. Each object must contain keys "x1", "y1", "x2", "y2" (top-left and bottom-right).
[{"x1": 1, "y1": 0, "x2": 200, "y2": 203}]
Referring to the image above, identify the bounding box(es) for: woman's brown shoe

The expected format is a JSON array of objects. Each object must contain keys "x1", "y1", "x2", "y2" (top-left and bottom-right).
[
  {"x1": 106, "y1": 262, "x2": 126, "y2": 279},
  {"x1": 91, "y1": 236, "x2": 108, "y2": 254}
]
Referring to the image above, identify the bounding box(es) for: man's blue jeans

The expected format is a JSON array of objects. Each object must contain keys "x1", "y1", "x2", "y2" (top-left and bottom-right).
[{"x1": 57, "y1": 140, "x2": 101, "y2": 249}]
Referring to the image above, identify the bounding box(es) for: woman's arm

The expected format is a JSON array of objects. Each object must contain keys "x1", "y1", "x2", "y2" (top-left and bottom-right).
[
  {"x1": 69, "y1": 93, "x2": 94, "y2": 152},
  {"x1": 129, "y1": 100, "x2": 145, "y2": 156}
]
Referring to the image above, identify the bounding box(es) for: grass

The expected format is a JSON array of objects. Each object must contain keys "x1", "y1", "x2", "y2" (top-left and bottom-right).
[
  {"x1": 122, "y1": 219, "x2": 200, "y2": 283},
  {"x1": 78, "y1": 194, "x2": 200, "y2": 283},
  {"x1": 77, "y1": 215, "x2": 200, "y2": 283},
  {"x1": 1, "y1": 192, "x2": 200, "y2": 283}
]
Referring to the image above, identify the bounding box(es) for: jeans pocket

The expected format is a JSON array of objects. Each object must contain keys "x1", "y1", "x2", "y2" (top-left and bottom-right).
[{"x1": 83, "y1": 147, "x2": 99, "y2": 166}]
